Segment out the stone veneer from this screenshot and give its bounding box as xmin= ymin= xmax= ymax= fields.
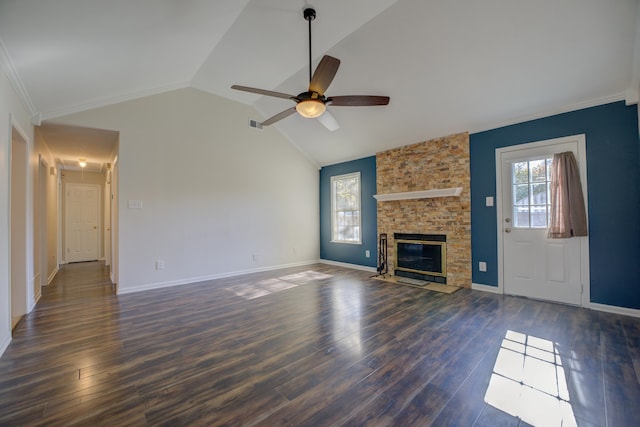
xmin=376 ymin=132 xmax=471 ymax=288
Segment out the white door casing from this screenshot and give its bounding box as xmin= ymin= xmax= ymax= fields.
xmin=65 ymin=183 xmax=100 ymax=263
xmin=104 ymin=171 xmax=111 ymax=268
xmin=496 ymin=135 xmax=590 ymax=306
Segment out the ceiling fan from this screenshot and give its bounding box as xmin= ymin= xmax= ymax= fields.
xmin=231 ymin=7 xmax=390 ymax=131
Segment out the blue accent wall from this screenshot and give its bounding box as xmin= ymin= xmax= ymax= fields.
xmin=320 ymin=156 xmax=377 ymax=268
xmin=470 ymin=101 xmax=640 ymax=309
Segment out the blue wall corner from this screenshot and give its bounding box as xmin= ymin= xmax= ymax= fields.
xmin=469 ymin=101 xmax=640 ymax=309
xmin=319 ymin=156 xmax=377 ymax=268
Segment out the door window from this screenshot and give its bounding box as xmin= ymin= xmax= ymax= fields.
xmin=511 ymin=157 xmax=552 ymax=228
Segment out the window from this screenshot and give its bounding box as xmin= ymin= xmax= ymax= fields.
xmin=511 ymin=157 xmax=552 ymax=228
xmin=331 ymin=172 xmax=361 ymax=244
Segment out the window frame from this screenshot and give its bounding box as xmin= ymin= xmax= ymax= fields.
xmin=511 ymin=156 xmax=553 ymax=229
xmin=330 ymin=171 xmax=362 ymax=244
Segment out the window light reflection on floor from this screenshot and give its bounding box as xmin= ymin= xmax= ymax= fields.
xmin=484 ymin=330 xmax=577 ymax=427
xmin=225 ymin=270 xmax=333 ymax=300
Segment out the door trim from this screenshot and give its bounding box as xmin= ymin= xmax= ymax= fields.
xmin=495 ymin=134 xmax=590 ymax=306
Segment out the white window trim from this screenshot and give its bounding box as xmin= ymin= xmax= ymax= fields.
xmin=511 ymin=156 xmax=553 ymax=229
xmin=330 ymin=171 xmax=362 ymax=244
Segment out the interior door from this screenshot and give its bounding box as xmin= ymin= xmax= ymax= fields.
xmin=498 ymin=137 xmax=587 ymax=305
xmin=66 ymin=183 xmax=100 ymax=263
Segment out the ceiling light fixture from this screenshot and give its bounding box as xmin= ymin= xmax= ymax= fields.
xmin=295 ymin=99 xmax=326 ymax=118
xmin=78 ymin=159 xmax=87 ymax=168
xmin=230 ymin=7 xmax=389 ymax=128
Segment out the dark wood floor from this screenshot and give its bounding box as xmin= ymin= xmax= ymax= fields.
xmin=1 ymin=262 xmax=639 ymax=426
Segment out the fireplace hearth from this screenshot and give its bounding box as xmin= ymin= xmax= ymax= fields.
xmin=394 ymin=233 xmax=446 ymax=284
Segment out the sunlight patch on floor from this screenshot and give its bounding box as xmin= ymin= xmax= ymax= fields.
xmin=225 ymin=270 xmax=333 ymax=300
xmin=484 ymin=330 xmax=577 ymax=427
xmin=332 ymin=284 xmax=363 ymax=357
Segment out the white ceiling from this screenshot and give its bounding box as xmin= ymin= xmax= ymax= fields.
xmin=1 ymin=0 xmax=638 ymax=167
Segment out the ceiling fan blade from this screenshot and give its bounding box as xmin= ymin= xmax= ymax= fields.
xmin=328 ymin=95 xmax=390 ymax=106
xmin=309 ymin=56 xmax=341 ymax=95
xmin=231 ymin=85 xmax=297 ymax=101
xmin=261 ymin=107 xmax=297 ymax=126
xmin=317 ymin=110 xmax=340 ymax=132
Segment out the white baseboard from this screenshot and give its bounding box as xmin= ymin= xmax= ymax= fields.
xmin=589 ymin=302 xmax=640 ymax=318
xmin=471 ymin=282 xmax=640 ymax=318
xmin=472 ymin=282 xmax=503 ymax=294
xmin=47 ymin=266 xmax=59 ymax=285
xmin=0 ymin=333 xmax=11 ymax=358
xmin=117 ymin=260 xmax=321 ymax=295
xmin=33 ymin=290 xmax=41 ymax=307
xmin=319 ymin=259 xmax=377 ymax=273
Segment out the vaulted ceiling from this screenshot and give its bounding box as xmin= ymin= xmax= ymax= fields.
xmin=1 ymin=0 xmax=638 ymax=167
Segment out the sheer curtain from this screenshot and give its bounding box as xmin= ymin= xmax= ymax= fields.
xmin=548 ymin=151 xmax=588 ymax=238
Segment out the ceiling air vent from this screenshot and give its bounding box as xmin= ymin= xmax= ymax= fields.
xmin=248 ymin=119 xmax=263 ymax=130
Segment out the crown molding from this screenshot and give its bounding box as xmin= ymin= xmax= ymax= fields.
xmin=468 ymin=93 xmax=627 ymax=135
xmin=40 ymin=81 xmax=192 ymax=121
xmin=0 ymin=38 xmax=39 ymax=122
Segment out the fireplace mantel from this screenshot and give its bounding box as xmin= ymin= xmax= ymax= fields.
xmin=373 ymin=187 xmax=463 ymax=202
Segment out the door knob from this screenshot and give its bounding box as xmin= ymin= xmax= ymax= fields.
xmin=505 ymin=217 xmax=511 ymax=223
xmin=505 ymin=227 xmax=512 ymax=233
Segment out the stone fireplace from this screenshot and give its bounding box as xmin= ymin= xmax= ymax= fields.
xmin=376 ymin=132 xmax=471 ymax=288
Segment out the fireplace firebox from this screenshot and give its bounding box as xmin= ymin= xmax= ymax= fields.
xmin=394 ymin=233 xmax=446 ymax=284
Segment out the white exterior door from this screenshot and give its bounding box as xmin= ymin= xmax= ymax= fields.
xmin=66 ymin=183 xmax=100 ymax=263
xmin=497 ymin=135 xmax=589 ymax=306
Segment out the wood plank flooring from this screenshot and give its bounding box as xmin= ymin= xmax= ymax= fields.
xmin=1 ymin=261 xmax=639 ymax=426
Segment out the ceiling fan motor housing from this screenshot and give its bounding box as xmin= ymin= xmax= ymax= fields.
xmin=303 ymin=8 xmax=316 ymax=21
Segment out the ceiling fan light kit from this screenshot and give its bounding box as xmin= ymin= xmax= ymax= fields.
xmin=231 ymin=7 xmax=389 ymax=129
xmin=296 ymin=98 xmax=326 ymax=118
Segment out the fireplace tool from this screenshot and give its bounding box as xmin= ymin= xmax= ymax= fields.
xmin=376 ymin=233 xmax=388 ymax=276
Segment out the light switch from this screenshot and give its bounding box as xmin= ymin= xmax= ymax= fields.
xmin=479 ymin=262 xmax=487 ymax=272
xmin=128 ymin=199 xmax=143 ymax=209
xmin=485 ymin=196 xmax=494 ymax=207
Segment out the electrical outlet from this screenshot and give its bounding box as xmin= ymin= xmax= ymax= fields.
xmin=479 ymin=261 xmax=487 ymax=272
xmin=156 ymin=260 xmax=165 ymax=270
xmin=252 ymin=253 xmax=258 ymax=262
xmin=365 ymin=250 xmax=370 ymax=258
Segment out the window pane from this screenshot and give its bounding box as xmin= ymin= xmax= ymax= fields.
xmin=546 ymin=158 xmax=553 ymax=181
xmin=514 ymin=184 xmax=529 ymax=205
xmin=513 ymin=162 xmax=529 ymax=184
xmin=530 ymin=205 xmax=547 ymax=227
xmin=514 ymin=206 xmax=530 ymax=227
xmin=530 ymin=183 xmax=547 ymax=204
xmin=530 ymin=159 xmax=546 ymax=182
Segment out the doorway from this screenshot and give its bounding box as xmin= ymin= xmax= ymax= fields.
xmin=10 ymin=125 xmax=29 ymax=329
xmin=37 ymin=155 xmax=49 ymax=293
xmin=496 ymin=135 xmax=590 ymax=306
